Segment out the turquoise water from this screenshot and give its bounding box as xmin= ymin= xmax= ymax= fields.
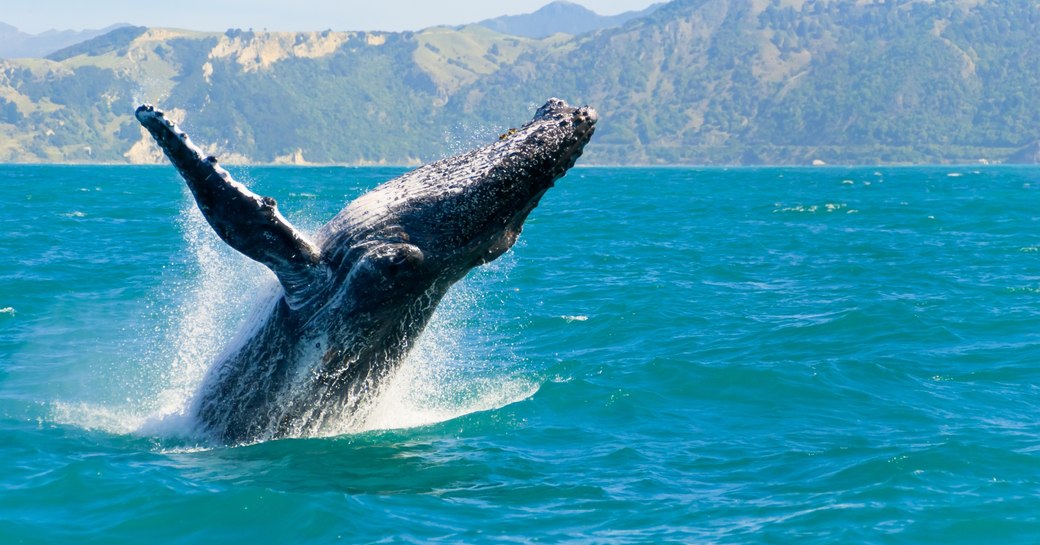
xmin=2 ymin=165 xmax=1040 ymax=543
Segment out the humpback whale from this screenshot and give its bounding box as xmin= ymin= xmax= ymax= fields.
xmin=135 ymin=98 xmax=597 ymax=444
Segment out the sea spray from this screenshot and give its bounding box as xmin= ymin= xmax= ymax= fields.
xmin=68 ymin=189 xmax=534 ymax=441
xmin=47 ymin=170 xmax=540 ymax=443
xmin=149 ymin=198 xmax=271 ymax=427
xmin=301 ymin=246 xmax=536 ymax=436
xmin=50 ymin=196 xmax=270 ymax=437
xmin=332 ymin=253 xmax=538 ymax=435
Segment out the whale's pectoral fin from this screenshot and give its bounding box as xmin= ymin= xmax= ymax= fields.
xmin=136 ymin=104 xmax=326 ymax=309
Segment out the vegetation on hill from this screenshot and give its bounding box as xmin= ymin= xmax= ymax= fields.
xmin=1 ymin=0 xmax=1039 ymax=165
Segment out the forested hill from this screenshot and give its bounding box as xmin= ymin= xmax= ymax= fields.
xmin=2 ymin=0 xmax=1039 ymax=165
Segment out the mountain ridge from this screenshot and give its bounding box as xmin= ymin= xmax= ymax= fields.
xmin=0 ymin=22 xmax=132 ymax=59
xmin=2 ymin=0 xmax=1039 ymax=166
xmin=471 ymin=1 xmax=664 ymax=38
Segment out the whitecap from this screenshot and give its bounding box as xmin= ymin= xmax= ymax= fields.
xmin=50 ymin=401 xmax=147 ymax=435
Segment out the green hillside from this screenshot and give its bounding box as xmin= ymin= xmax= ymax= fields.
xmin=449 ymin=0 xmax=1040 ymax=164
xmin=2 ymin=0 xmax=1039 ymax=165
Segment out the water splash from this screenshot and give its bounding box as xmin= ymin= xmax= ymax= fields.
xmin=326 ymin=263 xmax=537 ymax=436
xmin=151 ymin=200 xmax=271 ymax=425
xmin=53 ymin=194 xmax=536 ymax=443
xmin=52 ymin=198 xmax=269 ymax=438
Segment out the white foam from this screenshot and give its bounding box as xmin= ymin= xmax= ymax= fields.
xmin=353 ymin=360 xmax=539 ymax=433
xmin=51 ymin=401 xmax=146 ymax=435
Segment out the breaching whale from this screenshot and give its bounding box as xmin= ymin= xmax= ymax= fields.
xmin=135 ymin=98 xmax=597 ymax=444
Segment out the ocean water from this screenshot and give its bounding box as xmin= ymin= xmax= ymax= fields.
xmin=2 ymin=164 xmax=1040 ymax=543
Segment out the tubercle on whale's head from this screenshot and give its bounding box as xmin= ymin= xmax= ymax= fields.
xmin=513 ymin=97 xmax=598 ymax=185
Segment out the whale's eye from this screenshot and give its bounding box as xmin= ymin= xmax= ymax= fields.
xmin=367 ymin=243 xmax=424 ymax=279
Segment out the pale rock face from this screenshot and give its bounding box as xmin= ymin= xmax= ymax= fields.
xmin=125 ymin=108 xmax=253 ymax=164
xmin=207 ymin=31 xmax=377 ymax=73
xmin=124 ymin=126 xmax=165 ymax=164
xmin=273 ymin=149 xmax=309 ymax=165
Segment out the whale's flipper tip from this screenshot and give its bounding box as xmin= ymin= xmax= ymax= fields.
xmin=133 ymin=102 xmax=325 ymax=310
xmin=136 ymin=104 xmax=177 ymax=134
xmin=135 ymin=104 xmax=159 ymax=122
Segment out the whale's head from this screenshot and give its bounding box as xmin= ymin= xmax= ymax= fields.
xmin=396 ymin=98 xmax=596 ymax=274
xmin=323 ymin=98 xmax=597 ymax=306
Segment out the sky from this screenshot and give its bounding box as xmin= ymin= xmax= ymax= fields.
xmin=2 ymin=0 xmax=662 ymax=34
